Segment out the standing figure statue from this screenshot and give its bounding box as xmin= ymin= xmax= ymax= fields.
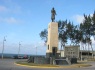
xmin=51 ymin=7 xmax=56 ymax=22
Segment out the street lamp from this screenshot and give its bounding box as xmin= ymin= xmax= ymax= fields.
xmin=18 ymin=42 xmax=21 ymax=57
xmin=2 ymin=36 xmax=6 ymax=59
xmin=35 ymin=45 xmax=37 ymax=56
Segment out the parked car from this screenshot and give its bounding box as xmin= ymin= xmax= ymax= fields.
xmin=12 ymin=55 xmax=18 ymax=59
xmin=12 ymin=55 xmax=28 ymax=59
xmin=23 ymin=55 xmax=28 ymax=59
xmin=18 ymin=56 xmax=23 ymax=59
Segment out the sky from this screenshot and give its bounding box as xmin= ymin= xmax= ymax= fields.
xmin=0 ymin=0 xmax=95 ymax=55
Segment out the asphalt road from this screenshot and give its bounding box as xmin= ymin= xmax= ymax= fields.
xmin=0 ymin=59 xmax=95 ymax=70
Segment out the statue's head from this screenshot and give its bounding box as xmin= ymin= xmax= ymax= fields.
xmin=52 ymin=7 xmax=54 ymax=10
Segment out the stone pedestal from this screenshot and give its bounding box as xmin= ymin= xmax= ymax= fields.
xmin=46 ymin=22 xmax=60 ymax=58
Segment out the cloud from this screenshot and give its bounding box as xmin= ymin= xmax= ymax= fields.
xmin=0 ymin=5 xmax=8 ymax=12
xmin=90 ymin=14 xmax=93 ymax=17
xmin=0 ymin=0 xmax=21 ymax=14
xmin=0 ymin=5 xmax=21 ymax=14
xmin=12 ymin=6 xmax=21 ymax=14
xmin=72 ymin=15 xmax=84 ymax=24
xmin=5 ymin=17 xmax=18 ymax=23
xmin=72 ymin=14 xmax=93 ymax=24
xmin=46 ymin=0 xmax=53 ymax=5
xmin=0 ymin=17 xmax=22 ymax=24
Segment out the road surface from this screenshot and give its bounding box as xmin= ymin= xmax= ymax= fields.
xmin=0 ymin=59 xmax=95 ymax=70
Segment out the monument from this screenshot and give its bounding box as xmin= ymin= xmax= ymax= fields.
xmin=28 ymin=8 xmax=71 ymax=65
xmin=46 ymin=8 xmax=60 ymax=58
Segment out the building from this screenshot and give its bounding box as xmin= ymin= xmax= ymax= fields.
xmin=64 ymin=45 xmax=80 ymax=58
xmin=60 ymin=45 xmax=95 ymax=59
xmin=79 ymin=50 xmax=95 ymax=59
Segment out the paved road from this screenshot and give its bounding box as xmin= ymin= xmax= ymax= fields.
xmin=0 ymin=59 xmax=95 ymax=70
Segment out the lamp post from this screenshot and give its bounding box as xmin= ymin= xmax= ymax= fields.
xmin=2 ymin=36 xmax=6 ymax=59
xmin=35 ymin=46 xmax=37 ymax=56
xmin=18 ymin=42 xmax=21 ymax=57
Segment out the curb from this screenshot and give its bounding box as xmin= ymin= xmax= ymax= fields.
xmin=14 ymin=63 xmax=60 ymax=68
xmin=14 ymin=62 xmax=92 ymax=69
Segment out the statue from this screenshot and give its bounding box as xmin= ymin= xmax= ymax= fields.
xmin=51 ymin=7 xmax=56 ymax=22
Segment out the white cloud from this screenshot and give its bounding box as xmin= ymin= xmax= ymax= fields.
xmin=0 ymin=5 xmax=8 ymax=12
xmin=73 ymin=15 xmax=84 ymax=24
xmin=46 ymin=0 xmax=53 ymax=5
xmin=5 ymin=17 xmax=17 ymax=23
xmin=0 ymin=17 xmax=22 ymax=24
xmin=90 ymin=14 xmax=93 ymax=17
xmin=12 ymin=6 xmax=21 ymax=14
xmin=72 ymin=14 xmax=93 ymax=24
xmin=0 ymin=5 xmax=21 ymax=14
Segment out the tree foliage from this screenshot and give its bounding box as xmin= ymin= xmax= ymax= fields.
xmin=39 ymin=29 xmax=47 ymax=43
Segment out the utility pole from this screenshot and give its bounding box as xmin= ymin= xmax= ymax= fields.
xmin=35 ymin=46 xmax=37 ymax=56
xmin=18 ymin=42 xmax=21 ymax=57
xmin=2 ymin=36 xmax=6 ymax=59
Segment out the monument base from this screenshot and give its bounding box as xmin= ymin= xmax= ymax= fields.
xmin=27 ymin=56 xmax=50 ymax=64
xmin=46 ymin=52 xmax=60 ymax=58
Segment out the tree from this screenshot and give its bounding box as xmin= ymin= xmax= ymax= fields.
xmin=39 ymin=29 xmax=47 ymax=43
xmin=92 ymin=11 xmax=95 ymax=39
xmin=58 ymin=20 xmax=68 ymax=50
xmin=80 ymin=13 xmax=95 ymax=58
xmin=67 ymin=22 xmax=75 ymax=45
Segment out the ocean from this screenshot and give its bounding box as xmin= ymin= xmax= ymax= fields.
xmin=0 ymin=53 xmax=45 ymax=58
